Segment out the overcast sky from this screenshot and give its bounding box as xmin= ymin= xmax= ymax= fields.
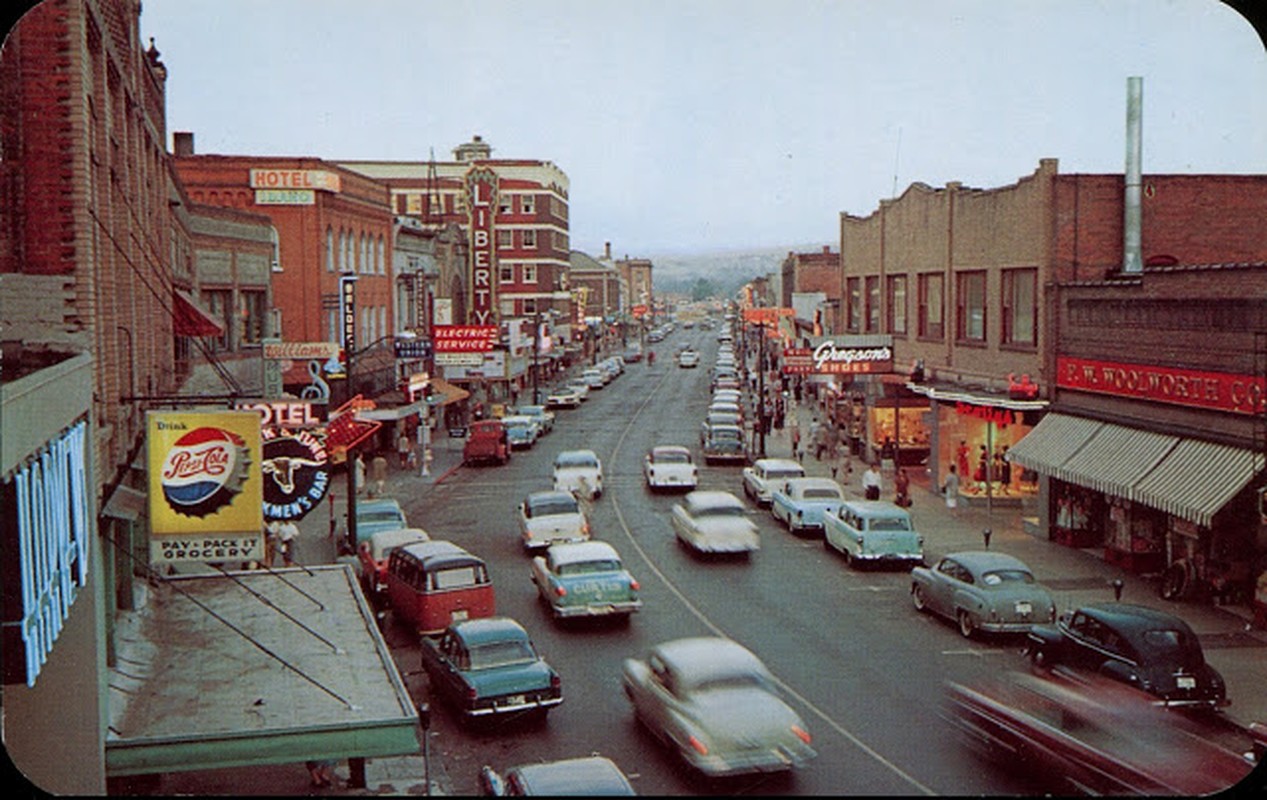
xmin=138 ymin=0 xmax=1265 ymax=257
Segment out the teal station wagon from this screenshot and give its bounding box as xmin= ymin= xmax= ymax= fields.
xmin=530 ymin=541 xmax=642 ymax=622
xmin=823 ymin=500 xmax=924 ymax=569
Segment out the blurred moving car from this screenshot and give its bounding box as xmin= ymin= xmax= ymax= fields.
xmin=518 ymin=490 xmax=590 ymax=553
xmin=1024 ymin=602 xmax=1229 ymax=708
xmin=670 ymin=490 xmax=759 ymax=555
xmin=622 ymin=345 xmax=644 ymax=363
xmin=530 ymin=541 xmax=642 ymax=622
xmin=622 ymin=636 xmax=815 ymax=777
xmin=701 ymin=424 xmax=748 ymax=465
xmin=420 ymin=617 xmax=562 ymax=723
xmin=464 ymin=419 xmax=511 ymax=466
xmin=546 ymin=385 xmax=582 ymax=409
xmin=822 ymin=499 xmax=924 ymax=569
xmin=769 ymin=477 xmax=846 ymax=535
xmin=741 ymin=458 xmax=806 ymax=506
xmin=643 ymin=444 xmax=698 ymax=491
xmin=479 ymin=755 xmax=636 ymax=796
xmin=516 ymin=405 xmax=555 ymax=433
xmin=942 ymin=669 xmax=1254 ymax=796
xmin=911 ymin=551 xmax=1057 ymax=638
xmin=553 ymin=449 xmax=603 ymax=500
xmin=356 ymin=527 xmax=431 ymax=602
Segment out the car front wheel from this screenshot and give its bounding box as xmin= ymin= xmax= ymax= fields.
xmin=957 ymin=610 xmax=977 ymax=639
xmin=912 ymin=584 xmax=928 ymax=612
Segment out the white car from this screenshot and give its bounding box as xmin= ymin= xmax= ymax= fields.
xmin=678 ymin=350 xmax=701 ymax=368
xmin=518 ymin=490 xmax=590 ymax=552
xmin=643 ymin=445 xmax=698 ymax=491
xmin=566 ymin=380 xmax=591 ymax=401
xmin=670 ymin=490 xmax=759 ymax=555
xmin=741 ymin=458 xmax=806 ymax=506
xmin=553 ymin=449 xmax=603 ymax=500
xmin=582 ymin=368 xmax=607 ymax=389
xmin=546 ymin=386 xmax=581 ymax=409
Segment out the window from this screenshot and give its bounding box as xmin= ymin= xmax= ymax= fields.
xmin=956 ymin=271 xmax=987 ymax=343
xmin=522 ymin=265 xmax=537 ymax=284
xmin=1002 ymin=267 xmax=1037 ymax=347
xmin=865 ymin=276 xmax=880 ymax=333
xmin=918 ymin=272 xmax=944 ymax=339
xmin=500 ymin=298 xmax=516 ymax=317
xmin=325 ymin=227 xmax=334 ymax=272
xmin=499 ymin=264 xmax=514 ymax=284
xmin=240 ymin=290 xmax=266 ymax=344
xmin=377 ymin=235 xmax=385 ymax=275
xmin=499 ymin=195 xmax=512 ymax=214
xmin=497 ymin=230 xmax=512 ymax=250
xmin=846 ymin=277 xmax=861 ymax=332
xmin=887 ymin=275 xmax=907 ymax=334
xmin=522 ymin=229 xmax=537 ymax=249
xmin=523 ymin=298 xmax=538 ymax=315
xmin=521 ymin=195 xmax=535 ymax=214
xmin=204 ymin=289 xmax=233 ymax=351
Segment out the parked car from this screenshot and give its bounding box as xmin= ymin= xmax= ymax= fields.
xmin=517 ymin=490 xmax=590 ymax=553
xmin=419 ymin=617 xmax=562 ymax=723
xmin=712 ymin=376 xmax=741 ymax=393
xmin=943 ymin=670 xmax=1253 ymax=796
xmin=1024 ymin=602 xmax=1229 ymax=708
xmin=701 ymin=424 xmax=748 ymax=465
xmin=386 ymin=540 xmax=495 ymax=635
xmin=741 ymin=458 xmax=806 ymax=506
xmin=530 ymin=541 xmax=642 ymax=622
xmin=356 ymin=527 xmax=431 ymax=601
xmin=678 ymin=350 xmax=700 ymax=368
xmin=343 ymin=497 xmax=408 ymax=552
xmin=547 ymin=385 xmax=582 ymax=408
xmin=622 ymin=636 xmax=815 ymax=777
xmin=670 ymin=490 xmax=759 ymax=555
xmin=643 ymin=444 xmax=698 ymax=491
xmin=911 ymin=551 xmax=1057 ymax=638
xmin=553 ymin=449 xmax=603 ymax=499
xmin=464 ymin=419 xmax=511 ymax=466
xmin=479 ymin=755 xmax=636 ymax=796
xmin=770 ymin=477 xmax=846 ymax=535
xmin=581 ymin=368 xmax=607 ymax=389
xmin=711 ymin=389 xmax=742 ymax=405
xmin=502 ymin=415 xmax=540 ymax=449
xmin=707 ymin=400 xmax=743 ymax=420
xmin=699 ymin=413 xmax=742 ymax=446
xmin=565 ymin=379 xmax=591 ymax=401
xmin=516 ymin=405 xmax=555 ymax=434
xmin=823 ymin=499 xmax=925 ymax=569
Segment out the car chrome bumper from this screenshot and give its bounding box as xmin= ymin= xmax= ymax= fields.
xmin=685 ymin=743 xmax=817 ymax=777
xmin=466 ymin=693 xmax=564 ymax=717
xmin=553 ymin=600 xmax=643 ymax=617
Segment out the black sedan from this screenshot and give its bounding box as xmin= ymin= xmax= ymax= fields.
xmin=1024 ymin=602 xmax=1228 ymax=708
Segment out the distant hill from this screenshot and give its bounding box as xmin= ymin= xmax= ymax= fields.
xmin=646 ymin=244 xmax=830 ymax=299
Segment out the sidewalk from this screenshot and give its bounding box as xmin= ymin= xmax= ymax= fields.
xmin=769 ymin=395 xmax=1267 ymax=733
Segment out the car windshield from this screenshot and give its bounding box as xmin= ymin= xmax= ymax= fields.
xmin=691 ymin=673 xmax=771 ymax=694
xmin=529 ymin=497 xmax=579 ymax=517
xmin=766 ymin=468 xmax=803 ymax=479
xmin=981 ymin=569 xmax=1034 ymax=586
xmin=693 ymin=504 xmax=743 ymax=518
xmin=803 ymin=487 xmax=842 ymax=499
xmin=556 ymin=453 xmax=598 ymax=468
xmin=1139 ymin=628 xmax=1204 ymax=668
xmin=869 ymin=517 xmax=911 ymax=531
xmin=654 ymin=451 xmax=690 ymax=464
xmin=710 ymin=430 xmax=742 ymax=442
xmin=558 ymin=560 xmax=621 ymax=576
xmin=520 ymin=406 xmax=545 ymax=416
xmin=361 ymin=511 xmax=404 ymax=523
xmin=468 ymin=640 xmax=536 ymax=669
xmin=505 ymin=419 xmax=530 ymax=429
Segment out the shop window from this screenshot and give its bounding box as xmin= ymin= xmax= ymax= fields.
xmin=956 ymin=271 xmax=987 ymax=343
xmin=918 ymin=272 xmax=943 ymax=339
xmin=846 ymin=277 xmax=861 ymax=332
xmin=1002 ymin=267 xmax=1037 ymax=346
xmin=887 ymin=275 xmax=907 ymax=335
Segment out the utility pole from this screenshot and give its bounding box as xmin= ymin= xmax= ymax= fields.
xmin=757 ymin=320 xmax=767 ymax=457
xmin=532 ymin=310 xmax=541 ymax=405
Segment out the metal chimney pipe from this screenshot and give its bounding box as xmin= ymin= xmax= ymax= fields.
xmin=1123 ymin=76 xmax=1143 ymax=274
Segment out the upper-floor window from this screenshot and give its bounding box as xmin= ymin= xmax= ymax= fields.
xmin=1002 ymin=267 xmax=1037 ymax=347
xmin=325 ymin=227 xmax=335 ymax=272
xmin=523 ymin=264 xmax=538 ymax=284
xmin=240 ymin=290 xmax=267 ymax=344
xmin=497 ymin=230 xmax=512 ymax=249
xmin=377 ymin=235 xmax=385 ymax=275
xmin=522 ymin=229 xmax=537 ymax=249
xmin=499 ymin=264 xmax=514 ymax=284
xmin=846 ymin=277 xmax=861 ymax=332
xmin=887 ymin=275 xmax=907 ymax=335
xmin=918 ymin=272 xmax=943 ymax=339
xmin=521 ymin=195 xmax=535 ymax=214
xmin=865 ymin=276 xmax=881 ymax=333
xmin=956 ymin=270 xmax=987 ymax=343
xmin=499 ymin=195 xmax=512 ymax=214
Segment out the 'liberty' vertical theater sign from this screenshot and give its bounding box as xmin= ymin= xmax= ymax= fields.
xmin=466 ymin=167 xmax=499 ymax=326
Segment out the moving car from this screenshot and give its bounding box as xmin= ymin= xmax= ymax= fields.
xmin=643 ymin=444 xmax=698 ymax=491
xmin=386 ymin=540 xmax=496 ymax=635
xmin=530 ymin=541 xmax=642 ymax=622
xmin=769 ymin=477 xmax=846 ymax=535
xmin=546 ymin=385 xmax=582 ymax=409
xmin=622 ymin=636 xmax=816 ymax=777
xmin=943 ymin=670 xmax=1253 ymax=796
xmin=419 ymin=617 xmax=562 ymax=723
xmin=517 ymin=490 xmax=590 ymax=553
xmin=622 ymin=345 xmax=643 ymax=363
xmin=701 ymin=424 xmax=748 ymax=465
xmin=343 ymin=497 xmax=408 ymax=552
xmin=553 ymin=449 xmax=603 ymax=500
xmin=741 ymin=458 xmax=805 ymax=506
xmin=516 ymin=405 xmax=555 ymax=434
xmin=823 ymin=499 xmax=925 ymax=569
xmin=1025 ymin=602 xmax=1229 ymax=707
xmin=678 ymin=349 xmax=700 ymax=368
xmin=356 ymin=527 xmax=431 ymax=601
xmin=464 ymin=419 xmax=511 ymax=466
xmin=479 ymin=755 xmax=636 ymax=796
xmin=501 ymin=415 xmax=540 ymax=449
xmin=911 ymin=551 xmax=1057 ymax=638
xmin=670 ymin=490 xmax=759 ymax=555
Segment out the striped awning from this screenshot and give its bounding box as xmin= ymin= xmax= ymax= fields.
xmin=1132 ymin=438 xmax=1264 ymax=528
xmin=1056 ymin=423 xmax=1177 ymax=499
xmin=1005 ymin=413 xmax=1103 ymax=473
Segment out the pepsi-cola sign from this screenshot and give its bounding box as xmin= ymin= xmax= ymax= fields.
xmin=148 ymin=411 xmax=263 ymax=536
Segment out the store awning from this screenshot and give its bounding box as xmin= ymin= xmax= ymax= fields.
xmin=1132 ymin=438 xmax=1264 ymax=528
xmin=1055 ymin=422 xmax=1177 ymax=499
xmin=427 ymin=377 xmax=470 ymax=407
xmin=1004 ymin=412 xmax=1103 ymax=473
xmin=357 ymin=400 xmax=427 ymax=422
xmin=172 ymin=289 xmax=225 ymax=338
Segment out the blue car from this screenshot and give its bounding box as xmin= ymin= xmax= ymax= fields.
xmin=501 ymin=415 xmax=540 ymax=449
xmin=770 ymin=477 xmax=846 ymax=535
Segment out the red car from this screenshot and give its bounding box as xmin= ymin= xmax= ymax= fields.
xmin=943 ymin=669 xmax=1254 ymax=795
xmin=356 ymin=527 xmax=430 ymax=601
xmin=463 ymin=419 xmax=511 ymax=465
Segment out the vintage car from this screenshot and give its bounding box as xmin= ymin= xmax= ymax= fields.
xmin=545 ymin=385 xmax=582 ymax=409
xmin=943 ymin=670 xmax=1254 ymax=796
xmin=385 ymin=540 xmax=496 ymax=635
xmin=643 ymin=444 xmax=698 ymax=491
xmin=530 ymin=541 xmax=642 ymax=621
xmin=420 ymin=617 xmax=562 ymax=723
xmin=581 ymin=368 xmax=607 ymax=389
xmin=356 ymin=527 xmax=431 ymax=601
xmin=701 ymin=424 xmax=748 ymax=465
xmin=911 ymin=551 xmax=1057 ymax=638
xmin=553 ymin=449 xmax=604 ymax=500
xmin=769 ymin=477 xmax=846 ymax=535
xmin=463 ymin=419 xmax=511 ymax=466
xmin=515 ymin=404 xmax=555 ymax=434
xmin=501 ymin=415 xmax=540 ymax=449
xmin=517 ymin=490 xmax=590 ymax=553
xmin=699 ymin=413 xmax=742 ymax=446
xmin=822 ymin=499 xmax=924 ymax=569
xmin=711 ymin=388 xmax=742 ymax=404
xmin=479 ymin=755 xmax=636 ymax=796
xmin=622 ymin=345 xmax=644 ymax=363
xmin=565 ymin=379 xmax=591 ymax=401
xmin=707 ymin=400 xmax=744 ymax=421
xmin=741 ymin=458 xmax=806 ymax=506
xmin=342 ymin=497 xmax=409 ymax=552
xmin=1025 ymin=602 xmax=1229 ymax=707
xmin=622 ymin=636 xmax=815 ymax=778
xmin=678 ymin=349 xmax=701 ymax=368
xmin=670 ymin=490 xmax=759 ymax=555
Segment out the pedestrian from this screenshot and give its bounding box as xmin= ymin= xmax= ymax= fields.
xmin=942 ymin=464 xmax=960 ymax=510
xmin=370 ymin=454 xmax=388 ymax=497
xmin=999 ymin=446 xmax=1013 ymax=494
xmin=809 ymin=417 xmax=822 ymax=459
xmin=895 ymin=467 xmax=911 ymax=507
xmin=354 ymin=454 xmax=366 ymax=495
xmin=277 ymin=518 xmax=299 ymax=566
xmin=974 ymin=445 xmax=988 ymax=493
xmin=306 ymin=759 xmax=336 ymax=788
xmin=397 ymin=431 xmax=412 ymax=468
xmin=790 ymin=418 xmax=802 ymax=461
xmin=264 ymin=520 xmax=281 ymax=567
xmin=880 ymin=437 xmax=897 ymax=475
xmin=863 ymin=462 xmax=883 ymax=500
